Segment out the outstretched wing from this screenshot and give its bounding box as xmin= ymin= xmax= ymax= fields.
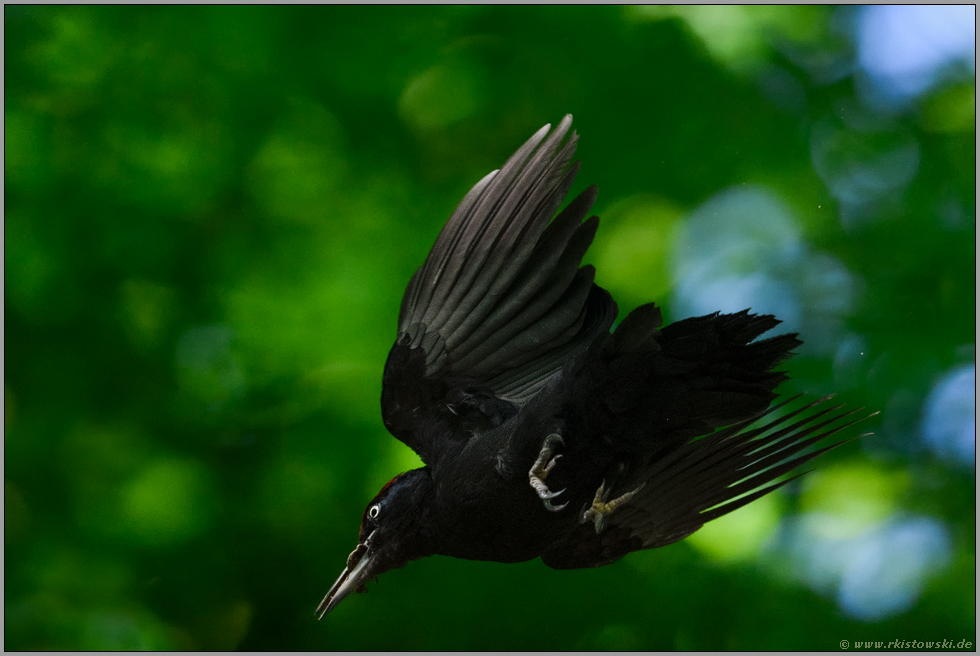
xmin=541 ymin=396 xmax=870 ymax=569
xmin=382 ymin=116 xmax=616 ymax=465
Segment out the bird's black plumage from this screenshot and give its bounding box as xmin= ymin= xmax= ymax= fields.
xmin=316 ymin=115 xmax=868 ymax=617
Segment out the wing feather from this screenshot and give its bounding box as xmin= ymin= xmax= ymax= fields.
xmin=383 ymin=116 xmax=616 ymax=463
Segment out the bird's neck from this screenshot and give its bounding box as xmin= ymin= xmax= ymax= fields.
xmin=399 ymin=467 xmax=441 ymax=560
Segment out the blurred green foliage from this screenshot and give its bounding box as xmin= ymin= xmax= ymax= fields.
xmin=5 ymin=5 xmax=975 ymax=650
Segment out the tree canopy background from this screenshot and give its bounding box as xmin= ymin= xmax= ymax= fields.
xmin=5 ymin=5 xmax=975 ymax=650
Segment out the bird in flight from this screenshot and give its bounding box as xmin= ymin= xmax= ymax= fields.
xmin=316 ymin=115 xmax=866 ymax=618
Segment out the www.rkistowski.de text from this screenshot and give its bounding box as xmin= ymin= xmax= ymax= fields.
xmin=841 ymin=638 xmax=973 ymax=649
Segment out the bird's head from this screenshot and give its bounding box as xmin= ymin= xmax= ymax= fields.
xmin=316 ymin=467 xmax=434 ymax=618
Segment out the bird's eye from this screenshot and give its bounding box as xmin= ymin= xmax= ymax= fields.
xmin=368 ymin=504 xmax=381 ymax=519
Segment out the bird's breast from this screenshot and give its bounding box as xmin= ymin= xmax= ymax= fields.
xmin=430 ymin=452 xmax=575 ymax=563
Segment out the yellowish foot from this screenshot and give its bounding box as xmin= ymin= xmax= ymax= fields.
xmin=581 ymin=479 xmax=645 ymax=533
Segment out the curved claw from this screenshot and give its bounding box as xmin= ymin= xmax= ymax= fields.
xmin=529 ymin=474 xmax=565 ymax=501
xmin=543 ymin=498 xmax=568 ymax=512
xmin=537 ymin=486 xmax=565 ymax=500
xmin=543 ymin=433 xmax=564 ymax=448
xmin=529 ymin=433 xmax=568 ymax=513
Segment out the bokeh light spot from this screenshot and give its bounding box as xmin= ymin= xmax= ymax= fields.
xmin=672 ymin=186 xmax=855 ymax=354
xmin=591 ymin=195 xmax=680 ymax=309
xmin=810 ymin=120 xmax=920 ymax=220
xmin=857 ymin=5 xmax=976 ymax=106
xmin=778 ymin=512 xmax=952 ymax=621
xmin=920 ymin=83 xmax=977 ymax=134
xmin=32 ymin=8 xmax=116 ymax=89
xmin=921 ymin=363 xmax=976 ymax=468
xmin=801 ymin=463 xmax=907 ymax=537
xmin=837 ymin=517 xmax=952 ymax=621
xmin=96 ymin=120 xmax=235 ymax=215
xmin=687 ymin=490 xmax=782 ymax=563
xmin=121 ymin=458 xmax=215 ymax=546
xmin=630 ymin=6 xmax=825 ymax=73
xmin=399 ymin=59 xmax=486 ymax=131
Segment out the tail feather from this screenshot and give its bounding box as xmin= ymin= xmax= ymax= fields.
xmin=610 ymin=303 xmax=663 ymax=352
xmin=542 ymin=395 xmax=875 ymax=570
xmin=576 ymin=308 xmax=803 ymax=447
xmin=611 ymin=396 xmax=871 ymax=548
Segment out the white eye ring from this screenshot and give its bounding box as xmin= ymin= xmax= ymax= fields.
xmin=368 ymin=504 xmax=381 ymax=519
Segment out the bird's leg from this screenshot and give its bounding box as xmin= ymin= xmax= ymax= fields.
xmin=580 ymin=479 xmax=646 ymax=533
xmin=528 ymin=433 xmax=568 ymax=512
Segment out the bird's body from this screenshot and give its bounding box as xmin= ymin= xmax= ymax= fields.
xmin=317 ymin=116 xmax=866 ymax=616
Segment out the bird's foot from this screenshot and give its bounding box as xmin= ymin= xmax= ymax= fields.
xmin=580 ymin=479 xmax=645 ymax=533
xmin=528 ymin=433 xmax=567 ymax=512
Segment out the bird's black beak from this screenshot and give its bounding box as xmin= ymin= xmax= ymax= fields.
xmin=315 ymin=530 xmax=379 ymax=619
